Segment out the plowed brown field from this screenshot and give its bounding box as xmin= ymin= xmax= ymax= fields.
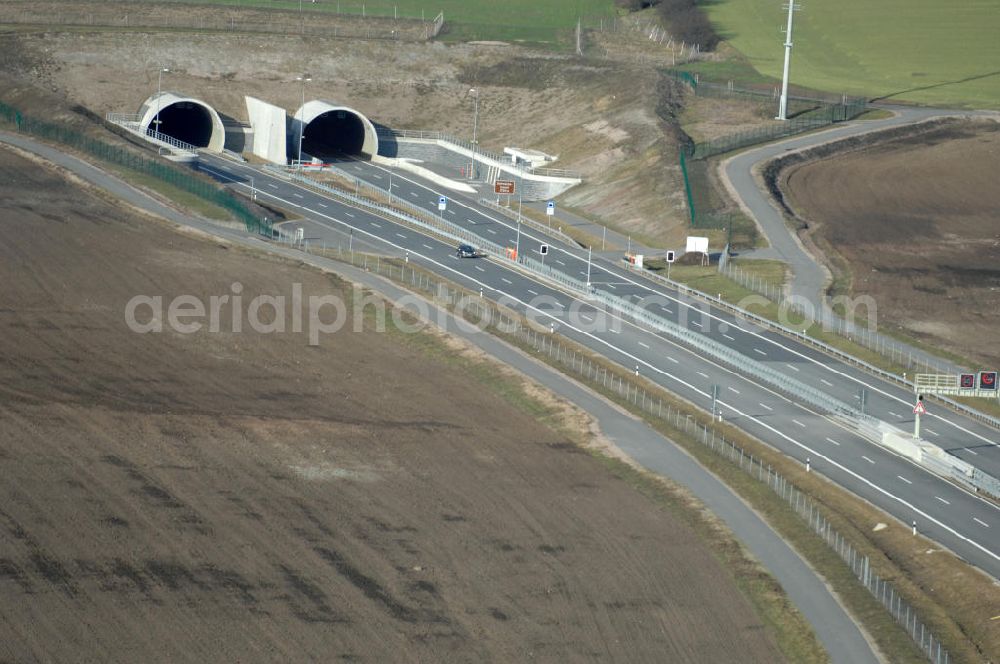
xmin=783 ymin=120 xmax=1000 ymax=368
xmin=0 ymin=147 xmax=783 ymax=663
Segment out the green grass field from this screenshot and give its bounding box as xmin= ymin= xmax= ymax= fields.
xmin=148 ymin=0 xmax=617 ymax=44
xmin=704 ymin=0 xmax=1000 ymax=108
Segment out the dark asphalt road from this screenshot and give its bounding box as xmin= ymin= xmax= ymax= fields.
xmin=191 ymin=152 xmax=1000 ymax=578
xmin=0 ymin=130 xmax=884 ymax=663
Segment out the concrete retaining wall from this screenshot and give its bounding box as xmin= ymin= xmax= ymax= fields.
xmin=245 ymin=96 xmax=288 ymax=164
xmin=379 ymin=136 xmax=580 ymax=201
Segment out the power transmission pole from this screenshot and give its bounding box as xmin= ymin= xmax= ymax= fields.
xmin=776 ymin=1 xmax=801 ymax=120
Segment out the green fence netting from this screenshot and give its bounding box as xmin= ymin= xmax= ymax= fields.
xmin=670 ymin=73 xmax=867 ymax=231
xmin=0 ymin=100 xmax=263 ymax=232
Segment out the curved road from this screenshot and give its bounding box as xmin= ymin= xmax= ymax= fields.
xmin=0 ymin=131 xmax=881 ymax=664
xmin=722 ymin=104 xmax=1000 ymax=310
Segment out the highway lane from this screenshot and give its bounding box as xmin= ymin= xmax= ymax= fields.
xmin=199 ymin=155 xmax=1000 ymax=576
xmin=319 ymin=154 xmax=1000 ymax=478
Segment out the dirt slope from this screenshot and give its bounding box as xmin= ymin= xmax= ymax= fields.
xmin=0 ymin=9 xmax=687 ymax=244
xmin=782 ymin=119 xmax=1000 ymax=368
xmin=0 ymin=147 xmax=783 ymax=662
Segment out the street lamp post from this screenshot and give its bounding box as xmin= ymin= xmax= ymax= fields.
xmin=469 ymin=87 xmax=479 ymax=181
xmin=296 ymin=75 xmax=311 ymax=169
xmin=154 ymin=67 xmax=169 ymax=136
xmin=515 ymin=219 xmax=521 ymax=262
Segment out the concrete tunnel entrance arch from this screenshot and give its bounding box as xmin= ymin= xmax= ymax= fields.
xmin=293 ymin=100 xmax=379 ymax=162
xmin=138 ymin=92 xmax=226 ymax=152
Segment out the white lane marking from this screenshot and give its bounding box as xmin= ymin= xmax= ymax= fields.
xmin=691 ymin=321 xmax=703 ymax=328
xmin=638 ymin=341 xmax=650 ymax=349
xmin=267 ymin=183 xmax=278 ymax=189
xmin=474 ymin=265 xmax=485 ymax=272
xmin=785 ymin=363 xmax=800 ymax=372
xmin=232 ymin=184 xmax=1000 ymax=564
xmin=368 ymin=220 xmax=378 ymax=227
xmin=277 ymin=158 xmax=1000 ymax=459
xmin=861 ymin=455 xmax=875 ymax=464
xmin=346 ymin=212 xmax=356 ymax=218
xmin=409 ymin=191 xmax=419 ymax=198
xmin=926 ymin=428 xmax=940 ymax=437
xmin=555 ymin=259 xmax=566 ymax=266
xmin=527 ymin=289 xmax=538 ymax=296
xmin=318 ymin=203 xmax=328 ymax=208
xmin=697 ymin=371 xmax=709 ymax=379
xmin=792 ymin=419 xmax=806 ymax=428
xmin=727 ymin=386 xmax=740 ymax=394
xmin=825 ymin=437 xmax=841 ymax=446
xmin=422 ymin=244 xmax=433 ymax=250
xmin=662 ymin=308 xmax=674 ymax=315
xmin=935 ymin=496 xmax=950 ymax=505
xmin=448 ymin=209 xmax=456 ymax=216
xmin=292 ymin=193 xmax=304 ymax=199
xmin=967 ymin=448 xmax=979 ymax=456
xmin=580 ymin=313 xmax=594 ymax=322
xmin=501 ymin=277 xmax=512 ymax=285
xmin=820 ymin=378 xmax=833 ymax=387
xmin=667 ymin=356 xmax=679 ymax=364
xmin=723 ymin=333 xmax=735 ymax=341
xmin=395 ymin=233 xmax=407 ymax=239
xmin=759 ymin=403 xmax=773 ymax=411
xmin=753 ymin=348 xmax=767 ymax=356
xmin=372 ymin=174 xmax=383 ymax=180
xmin=486 ymin=228 xmax=497 ymax=235
xmin=888 ymin=411 xmax=902 ymax=418
xmin=973 ymin=517 xmax=989 ymax=528
xmin=898 ymin=475 xmax=912 ymax=485
xmin=607 ymin=284 xmax=617 ymax=289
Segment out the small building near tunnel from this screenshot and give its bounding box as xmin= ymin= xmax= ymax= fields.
xmin=138 ymin=92 xmax=226 ymax=152
xmin=292 ymin=100 xmax=379 ymax=162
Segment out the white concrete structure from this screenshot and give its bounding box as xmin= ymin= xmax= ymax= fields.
xmin=244 ymin=96 xmax=288 ymax=164
xmin=293 ymin=100 xmax=379 ymax=160
xmin=504 ymin=147 xmax=556 ymax=169
xmin=137 ymin=92 xmax=225 ymax=152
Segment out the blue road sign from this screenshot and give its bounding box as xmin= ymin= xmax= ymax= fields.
xmin=438 ymin=196 xmax=447 ymax=211
xmin=546 ymin=201 xmax=555 ymax=216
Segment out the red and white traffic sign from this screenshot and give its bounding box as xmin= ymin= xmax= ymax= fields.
xmin=913 ymin=401 xmax=926 ymax=415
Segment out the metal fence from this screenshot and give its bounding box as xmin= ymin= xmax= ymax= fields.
xmin=1 ymin=100 xmax=259 ymax=229
xmin=282 ymin=242 xmax=952 ymax=664
xmin=279 ymin=165 xmax=876 ymax=426
xmin=107 ymin=113 xmax=200 ymax=155
xmin=671 ymin=71 xmax=867 ymax=236
xmin=475 ymin=197 xmax=575 ymax=245
xmin=274 ymin=163 xmax=1000 ymax=498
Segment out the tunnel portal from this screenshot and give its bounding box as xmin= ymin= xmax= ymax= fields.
xmin=151 ymin=102 xmax=214 ymax=147
xmin=302 ymin=110 xmax=367 ymax=159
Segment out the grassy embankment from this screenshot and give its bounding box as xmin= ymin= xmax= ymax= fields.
xmin=703 ymin=0 xmax=1000 ymax=108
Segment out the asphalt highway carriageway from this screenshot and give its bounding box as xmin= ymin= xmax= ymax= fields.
xmin=199 ymin=155 xmax=1000 ymax=577
xmin=338 ymin=157 xmax=1000 ymax=474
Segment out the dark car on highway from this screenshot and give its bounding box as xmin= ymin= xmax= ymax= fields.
xmin=456 ymin=243 xmax=484 ymax=258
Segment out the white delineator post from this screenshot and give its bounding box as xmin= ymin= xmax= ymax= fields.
xmin=776 ymin=1 xmax=799 ymax=121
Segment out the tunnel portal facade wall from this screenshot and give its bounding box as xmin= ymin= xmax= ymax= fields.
xmin=138 ymin=92 xmax=225 ymax=152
